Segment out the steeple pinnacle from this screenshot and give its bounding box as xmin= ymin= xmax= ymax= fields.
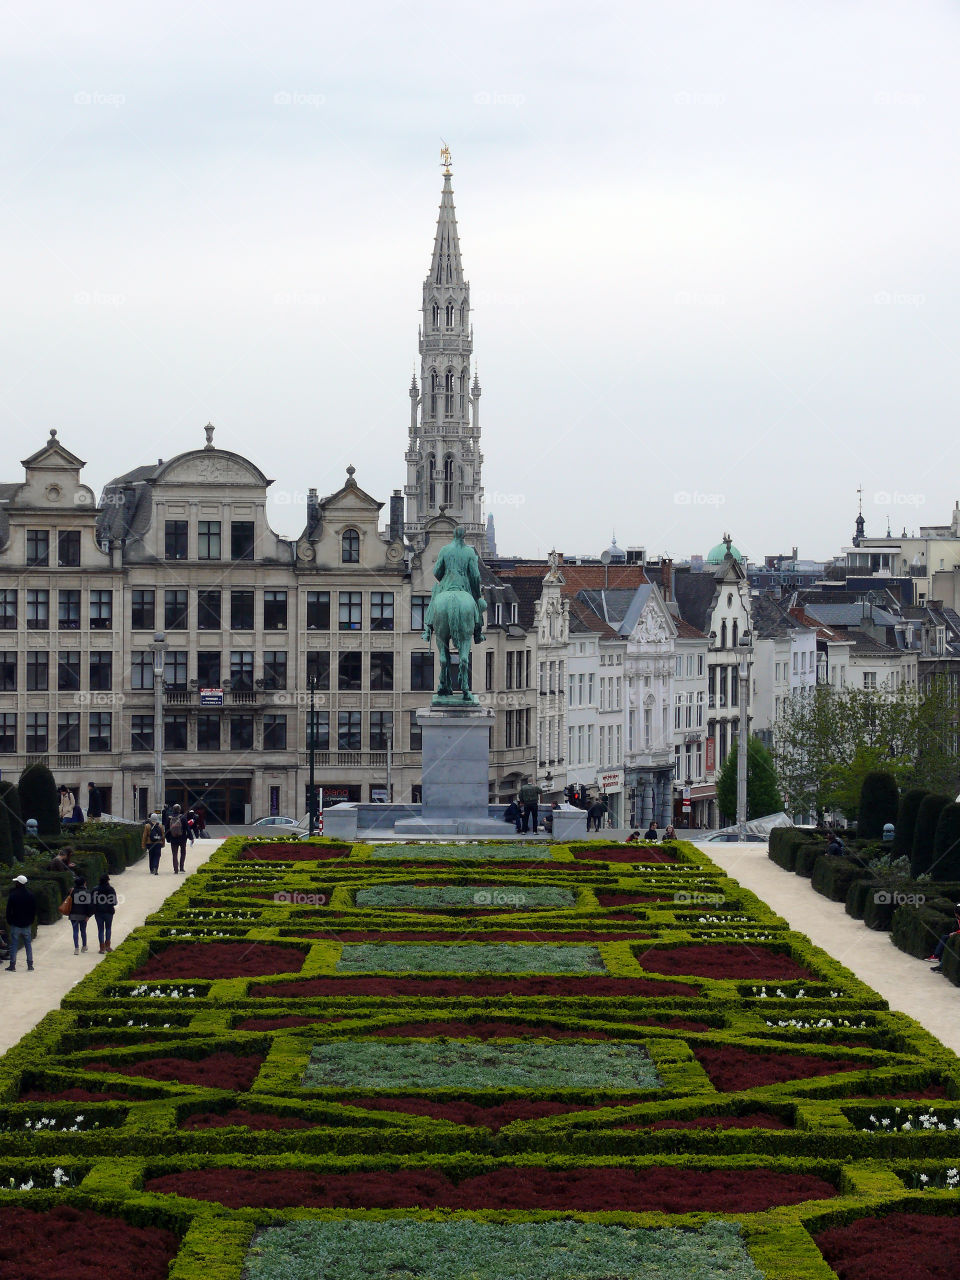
xmin=429 ymin=156 xmax=464 ymax=289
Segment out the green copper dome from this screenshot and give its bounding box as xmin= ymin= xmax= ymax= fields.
xmin=706 ymin=535 xmax=743 ymax=565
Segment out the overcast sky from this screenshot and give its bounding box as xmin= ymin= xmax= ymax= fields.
xmin=2 ymin=0 xmax=959 ymax=564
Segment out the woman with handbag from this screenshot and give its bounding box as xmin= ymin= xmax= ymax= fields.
xmin=66 ymin=876 xmax=94 ymax=955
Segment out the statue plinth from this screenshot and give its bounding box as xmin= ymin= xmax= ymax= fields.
xmin=394 ymin=705 xmax=506 ymax=836
xmin=431 ymin=691 xmax=480 ymax=708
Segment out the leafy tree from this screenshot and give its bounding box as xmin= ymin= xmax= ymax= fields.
xmin=894 ymin=789 xmax=928 ymax=860
xmin=857 ymin=770 xmax=900 ymax=839
xmin=716 ymin=736 xmax=783 ymax=824
xmin=823 ymin=746 xmax=910 ymax=822
xmin=931 ymin=802 xmax=960 ymax=882
xmin=17 ymin=763 xmax=59 ymax=836
xmin=911 ymin=793 xmax=950 ymax=879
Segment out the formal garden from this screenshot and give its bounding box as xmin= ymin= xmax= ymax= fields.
xmin=1 ymin=833 xmax=959 ymax=1279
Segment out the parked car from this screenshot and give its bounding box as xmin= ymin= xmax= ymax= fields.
xmin=251 ymin=815 xmax=298 ymax=827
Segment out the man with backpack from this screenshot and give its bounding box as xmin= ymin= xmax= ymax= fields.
xmin=142 ymin=812 xmax=165 ymax=875
xmin=165 ymin=804 xmax=188 ymax=873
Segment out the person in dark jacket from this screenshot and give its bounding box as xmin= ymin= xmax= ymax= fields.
xmin=92 ymin=874 xmax=117 ymax=954
xmin=5 ymin=875 xmax=37 ymax=972
xmin=504 ymin=800 xmax=522 ymax=832
xmin=165 ymin=804 xmax=188 ymax=873
xmin=142 ymin=812 xmax=165 ymax=875
xmin=927 ymin=903 xmax=960 ymax=972
xmin=68 ymin=875 xmax=94 ymax=954
xmin=644 ymin=822 xmax=658 ymax=841
xmin=518 ymin=782 xmax=543 ymax=834
xmin=587 ymin=800 xmax=606 ymax=832
xmin=86 ymin=783 xmax=103 ymax=819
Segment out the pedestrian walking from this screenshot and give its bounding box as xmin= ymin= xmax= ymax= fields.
xmin=165 ymin=804 xmax=188 ymax=873
xmin=5 ymin=875 xmax=36 ymax=972
xmin=587 ymin=800 xmax=606 ymax=832
xmin=194 ymin=805 xmax=208 ymax=838
xmin=68 ymin=876 xmax=94 ymax=954
xmin=92 ymin=874 xmax=117 ymax=953
xmin=86 ymin=782 xmax=103 ymax=819
xmin=142 ymin=812 xmax=165 ymax=875
xmin=58 ymin=786 xmax=75 ymax=822
xmin=504 ymin=799 xmax=523 ymax=832
xmin=518 ymin=781 xmax=543 ymax=834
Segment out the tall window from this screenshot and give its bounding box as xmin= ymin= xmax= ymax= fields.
xmin=263 ymin=713 xmax=286 ymax=750
xmin=306 ymin=710 xmax=329 ymax=750
xmin=131 ymin=589 xmax=154 ymax=631
xmin=230 ymin=521 xmax=255 ymax=561
xmin=443 ymin=455 xmax=454 ymax=504
xmin=198 ymin=589 xmax=221 ymax=630
xmin=370 ymin=652 xmax=393 ymax=690
xmin=230 ymin=651 xmax=254 ymax=691
xmin=57 ymin=712 xmax=80 ymax=753
xmin=230 ymin=716 xmax=254 ymax=750
xmin=262 ymin=651 xmax=287 ymax=689
xmin=197 ymin=652 xmax=221 ymax=687
xmin=485 ymin=650 xmax=493 ymax=690
xmin=306 ymin=591 xmax=330 ymax=630
xmin=230 ymin=590 xmax=255 ymax=631
xmin=506 ymin=651 xmax=514 ymax=690
xmin=164 ymin=589 xmax=188 ymax=630
xmin=429 ymin=372 xmax=438 ymax=419
xmin=370 ymin=710 xmax=393 ymax=750
xmin=0 ymin=652 xmax=15 ymax=692
xmin=27 ymin=651 xmax=49 ymax=691
xmin=337 ymin=710 xmax=361 ymax=750
xmin=341 ymin=529 xmax=360 ymax=563
xmin=338 ymin=592 xmax=361 ymax=630
xmin=131 ymin=715 xmax=154 ymax=751
xmin=0 ymin=590 xmax=16 ymax=629
xmin=370 ymin=592 xmax=394 ymax=631
xmin=88 ymin=712 xmax=111 ymax=753
xmin=263 ymin=590 xmax=287 ymax=630
xmin=411 ymin=595 xmax=430 ymax=631
xmin=89 ymin=590 xmax=113 ymax=630
xmin=432 ymin=302 xmax=440 ymax=328
xmin=409 ymin=709 xmax=422 ymax=750
xmin=164 ymin=520 xmax=187 ymax=560
xmin=459 ymin=369 xmax=467 ymax=414
xmin=131 ymin=652 xmax=155 ymax=690
xmin=26 ymin=529 xmax=49 ymax=566
xmin=164 ymin=714 xmax=188 ymax=750
xmin=444 ymin=370 xmax=454 ymax=417
xmin=58 ymin=590 xmax=81 ymax=630
xmin=27 ymin=589 xmax=49 ymax=631
xmin=164 ymin=651 xmax=188 ymax=690
xmin=89 ymin=652 xmax=112 ymax=691
xmin=196 ymin=715 xmax=220 ymax=751
xmin=58 ymin=530 xmax=80 ymax=566
xmin=445 ymin=302 xmax=454 ymax=327
xmin=410 ymin=652 xmax=434 ymax=690
xmin=57 ymin=651 xmax=79 ymax=690
xmin=197 ymin=520 xmax=221 ymax=559
xmin=26 ymin=712 xmax=47 ymax=753
xmin=338 ymin=652 xmax=362 ymax=691
xmin=427 ymin=454 xmax=436 ymax=506
xmin=306 ymin=651 xmax=330 ymax=689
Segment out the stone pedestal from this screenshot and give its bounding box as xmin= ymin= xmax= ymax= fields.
xmin=394 ymin=705 xmax=506 ymax=836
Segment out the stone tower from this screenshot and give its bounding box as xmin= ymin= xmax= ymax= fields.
xmin=405 ymin=152 xmax=484 ymax=546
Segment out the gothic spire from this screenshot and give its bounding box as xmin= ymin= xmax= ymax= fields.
xmin=429 ymin=166 xmax=464 ymax=289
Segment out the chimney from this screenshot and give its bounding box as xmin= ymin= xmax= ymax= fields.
xmin=792 ymin=546 xmax=798 ymax=562
xmin=389 ymin=490 xmax=404 ymax=544
xmin=660 ymin=557 xmax=673 ymax=602
xmin=306 ymin=488 xmax=320 ymax=536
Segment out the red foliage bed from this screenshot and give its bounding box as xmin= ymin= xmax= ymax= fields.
xmin=624 ymin=1111 xmax=789 ymax=1131
xmin=242 ymin=845 xmax=350 ymax=861
xmin=144 ymin=1164 xmax=836 ymax=1211
xmin=132 ymin=942 xmax=305 ymax=980
xmin=298 ymin=930 xmax=653 ymax=943
xmin=692 ymin=1043 xmax=864 ymax=1091
xmin=596 ymin=892 xmax=672 ymax=906
xmin=340 ymin=1096 xmax=656 ymax=1129
xmin=815 ymin=1211 xmax=960 ymax=1280
xmin=0 ymin=1205 xmax=179 ymax=1280
xmin=572 ymin=847 xmax=679 ymax=863
xmin=253 ymin=975 xmax=700 ymax=998
xmin=637 ymin=943 xmax=814 ymax=980
xmin=17 ymin=1087 xmax=132 ymax=1103
xmin=181 ymin=1109 xmax=313 ymax=1131
xmin=84 ymin=1052 xmax=264 ymax=1091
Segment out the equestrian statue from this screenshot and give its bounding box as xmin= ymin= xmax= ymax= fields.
xmin=421 ymin=526 xmax=486 ymax=703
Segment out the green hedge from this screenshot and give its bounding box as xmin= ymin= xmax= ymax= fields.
xmin=769 ymin=828 xmax=820 ymax=872
xmin=890 ymin=898 xmax=958 ymax=960
xmin=810 ymin=856 xmax=872 ymax=903
xmin=893 ymin=789 xmax=928 ymax=860
xmin=911 ymin=793 xmax=950 ymax=878
xmin=858 ymin=771 xmax=899 ymax=839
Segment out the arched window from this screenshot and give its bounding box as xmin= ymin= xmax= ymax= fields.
xmin=429 ymin=370 xmax=438 ymax=419
xmin=435 ymin=258 xmax=442 ymax=285
xmin=720 ymin=621 xmax=727 ymax=649
xmin=443 ymin=455 xmax=454 ymax=507
xmin=416 ymin=467 xmax=424 ymax=516
xmin=460 ymin=303 xmax=466 ymax=326
xmin=445 ymin=302 xmax=455 ymax=327
xmin=427 ymin=455 xmax=436 ymax=508
xmin=732 ymin=620 xmax=739 ymax=648
xmin=341 ymin=529 xmax=360 ymax=563
xmin=444 ymin=369 xmax=454 ymax=417
xmin=431 ymin=303 xmax=440 ymax=329
xmin=459 ymin=370 xmax=467 ymax=414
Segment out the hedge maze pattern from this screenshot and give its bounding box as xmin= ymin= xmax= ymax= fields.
xmin=2 ymin=836 xmax=960 ymax=1279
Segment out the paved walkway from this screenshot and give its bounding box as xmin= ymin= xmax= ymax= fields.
xmin=707 ymin=841 xmax=960 ymax=1056
xmin=0 ymin=838 xmax=222 ymax=1056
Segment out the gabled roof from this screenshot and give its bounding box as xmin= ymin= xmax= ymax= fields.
xmin=787 ymin=606 xmax=852 ymax=644
xmin=752 ymin=594 xmax=810 ymax=640
xmin=496 ymin=573 xmax=544 ymax=629
xmin=567 ymin=595 xmax=620 ymax=639
xmin=672 ymin=570 xmax=720 ymax=634
xmin=846 ymin=628 xmax=901 ymax=657
xmin=504 ymin=562 xmax=648 ymax=592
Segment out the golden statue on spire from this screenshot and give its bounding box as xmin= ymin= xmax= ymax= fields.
xmin=440 ymin=141 xmax=452 ymax=175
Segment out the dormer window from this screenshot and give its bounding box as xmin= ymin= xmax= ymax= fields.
xmin=341 ymin=528 xmax=360 ymax=563
xmin=26 ymin=529 xmax=49 ymax=567
xmin=510 ymin=603 xmax=518 ymax=624
xmin=58 ymin=530 xmax=80 ymax=566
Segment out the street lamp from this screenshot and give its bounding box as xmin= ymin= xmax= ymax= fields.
xmin=736 ymin=630 xmax=753 ymax=839
xmin=151 ymin=631 xmax=167 ymax=814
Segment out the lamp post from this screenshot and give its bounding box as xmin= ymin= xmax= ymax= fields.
xmin=736 ymin=631 xmax=753 ymax=839
xmin=151 ymin=631 xmax=167 ymax=815
xmin=308 ymin=675 xmax=317 ymax=836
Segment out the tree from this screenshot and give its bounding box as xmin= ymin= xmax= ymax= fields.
xmin=0 ymin=781 xmax=24 ymax=863
xmin=716 ymin=736 xmax=783 ymax=824
xmin=911 ymin=793 xmax=950 ymax=879
xmin=931 ymin=802 xmax=960 ymax=882
xmin=823 ymin=746 xmax=910 ymax=823
xmin=894 ymin=788 xmax=928 ymax=860
xmin=17 ymin=763 xmax=59 ymax=836
xmin=857 ymin=770 xmax=900 ymax=839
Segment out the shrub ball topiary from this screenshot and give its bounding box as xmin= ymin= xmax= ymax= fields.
xmin=857 ymin=771 xmax=900 ymax=840
xmin=893 ymin=788 xmax=928 ymax=860
xmin=17 ymin=762 xmax=60 ymax=836
xmin=931 ymin=802 xmax=960 ymax=883
xmin=911 ymin=793 xmax=950 ymax=879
